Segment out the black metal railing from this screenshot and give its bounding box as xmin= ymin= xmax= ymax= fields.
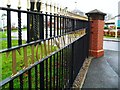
xmin=0 ymin=33 xmax=89 ymax=89
xmin=0 ymin=6 xmax=88 ymax=50
xmin=0 ymin=2 xmax=89 ymax=89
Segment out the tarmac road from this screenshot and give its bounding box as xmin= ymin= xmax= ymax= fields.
xmin=82 ymin=40 xmax=119 ymax=89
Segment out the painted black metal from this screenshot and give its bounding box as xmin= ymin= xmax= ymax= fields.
xmin=18 ymin=11 xmax=22 ymax=45
xmin=0 ymin=35 xmax=89 ymax=89
xmin=39 ymin=14 xmax=44 ymax=39
xmin=45 ymin=13 xmax=48 ymax=38
xmin=7 ymin=10 xmax=11 ymax=48
xmin=54 ymin=14 xmax=56 ymax=37
xmin=45 ymin=58 xmax=48 ymax=89
xmin=28 ymin=69 xmax=32 ymax=90
xmin=0 ymin=4 xmax=90 ymax=89
xmin=9 ymin=80 xmax=13 ymax=90
xmin=57 ymin=15 xmax=59 ymax=36
xmin=35 ymin=65 xmax=38 ymax=90
xmin=50 ymin=13 xmax=52 ymax=37
xmin=40 ymin=61 xmax=44 ymax=89
xmin=27 ymin=13 xmax=31 ymax=43
xmin=19 ymin=74 xmax=23 ymax=90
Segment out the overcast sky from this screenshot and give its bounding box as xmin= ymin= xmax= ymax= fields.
xmin=59 ymin=0 xmax=119 ymax=16
xmin=0 ymin=0 xmax=120 ymax=16
xmin=0 ymin=0 xmax=120 ymax=27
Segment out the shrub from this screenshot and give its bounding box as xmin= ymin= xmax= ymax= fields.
xmin=117 ymin=27 xmax=120 ymax=29
xmin=0 ymin=28 xmax=2 ymax=31
xmin=104 ymin=26 xmax=108 ymax=29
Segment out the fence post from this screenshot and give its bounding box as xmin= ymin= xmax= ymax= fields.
xmin=86 ymin=16 xmax=90 ymax=58
xmin=86 ymin=9 xmax=106 ymax=58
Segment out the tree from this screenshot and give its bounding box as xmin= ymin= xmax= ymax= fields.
xmin=1 ymin=13 xmax=7 ymax=32
xmin=105 ymin=13 xmax=113 ymax=20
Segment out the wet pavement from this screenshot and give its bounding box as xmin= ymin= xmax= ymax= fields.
xmin=103 ymin=41 xmax=120 ymax=51
xmin=82 ymin=40 xmax=119 ymax=89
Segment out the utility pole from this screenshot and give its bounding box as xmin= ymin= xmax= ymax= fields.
xmin=75 ymin=2 xmax=77 ymax=10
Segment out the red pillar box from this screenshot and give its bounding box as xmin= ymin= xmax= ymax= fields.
xmin=86 ymin=9 xmax=106 ymax=58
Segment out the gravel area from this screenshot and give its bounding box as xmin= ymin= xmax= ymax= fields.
xmin=72 ymin=57 xmax=93 ymax=89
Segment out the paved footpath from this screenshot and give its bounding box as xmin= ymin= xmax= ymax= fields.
xmin=82 ymin=40 xmax=119 ymax=89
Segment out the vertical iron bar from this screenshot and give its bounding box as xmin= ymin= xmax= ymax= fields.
xmin=53 ymin=54 xmax=55 ymax=88
xmin=49 ymin=56 xmax=52 ymax=88
xmin=64 ymin=17 xmax=66 ymax=34
xmin=59 ymin=50 xmax=61 ymax=88
xmin=46 ymin=59 xmax=48 ymax=89
xmin=40 ymin=61 xmax=44 ymax=89
xmin=20 ymin=74 xmax=23 ymax=90
xmin=69 ymin=44 xmax=74 ymax=87
xmin=28 ymin=69 xmax=32 ymax=90
xmin=72 ymin=19 xmax=75 ymax=31
xmin=60 ymin=16 xmax=62 ymax=35
xmin=65 ymin=17 xmax=68 ymax=33
xmin=9 ymin=80 xmax=13 ymax=90
xmin=65 ymin=47 xmax=68 ymax=88
xmin=61 ymin=49 xmax=64 ymax=88
xmin=54 ymin=15 xmax=56 ymax=36
xmin=57 ymin=15 xmax=59 ymax=36
xmin=56 ymin=53 xmax=58 ymax=88
xmin=46 ymin=13 xmax=48 ymax=38
xmin=27 ymin=13 xmax=31 ymax=43
xmin=62 ymin=17 xmax=64 ymax=34
xmin=35 ymin=65 xmax=38 ymax=90
xmin=18 ymin=11 xmax=22 ymax=45
xmin=39 ymin=14 xmax=44 ymax=39
xmin=7 ymin=10 xmax=12 ymax=48
xmin=33 ymin=14 xmax=38 ymax=41
xmin=50 ymin=14 xmax=52 ymax=37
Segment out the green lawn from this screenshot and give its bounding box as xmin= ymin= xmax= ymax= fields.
xmin=0 ymin=28 xmax=27 ymax=36
xmin=104 ymin=35 xmax=120 ymax=39
xmin=0 ymin=29 xmax=66 ymax=88
xmin=0 ymin=38 xmax=60 ymax=88
xmin=0 ymin=40 xmax=26 ymax=80
xmin=0 ymin=32 xmax=7 ymax=38
xmin=0 ymin=40 xmax=26 ymax=50
xmin=0 ymin=40 xmax=57 ymax=78
xmin=11 ymin=28 xmax=27 ymax=32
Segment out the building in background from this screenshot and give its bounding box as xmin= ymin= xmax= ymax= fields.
xmin=104 ymin=1 xmax=120 ymax=38
xmin=71 ymin=1 xmax=85 ymax=16
xmin=117 ymin=1 xmax=120 ymax=28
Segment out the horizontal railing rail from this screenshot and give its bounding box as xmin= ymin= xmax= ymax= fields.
xmin=0 ymin=5 xmax=88 ymax=50
xmin=0 ymin=31 xmax=89 ymax=89
xmin=0 ymin=1 xmax=90 ymax=89
xmin=0 ymin=29 xmax=87 ymax=53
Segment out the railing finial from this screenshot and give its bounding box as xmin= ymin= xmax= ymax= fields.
xmin=39 ymin=0 xmax=43 ymax=12
xmin=57 ymin=4 xmax=59 ymax=14
xmin=27 ymin=0 xmax=30 ymax=10
xmin=65 ymin=7 xmax=68 ymax=16
xmin=18 ymin=0 xmax=21 ymax=9
xmin=60 ymin=5 xmax=62 ymax=15
xmin=7 ymin=0 xmax=11 ymax=7
xmin=50 ymin=0 xmax=52 ymax=14
xmin=34 ymin=0 xmax=37 ymax=11
xmin=45 ymin=1 xmax=48 ymax=13
xmin=54 ymin=3 xmax=56 ymax=14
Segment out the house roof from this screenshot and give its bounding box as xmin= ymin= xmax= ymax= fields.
xmin=115 ymin=14 xmax=120 ymax=18
xmin=86 ymin=9 xmax=106 ymax=16
xmin=105 ymin=19 xmax=115 ymax=24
